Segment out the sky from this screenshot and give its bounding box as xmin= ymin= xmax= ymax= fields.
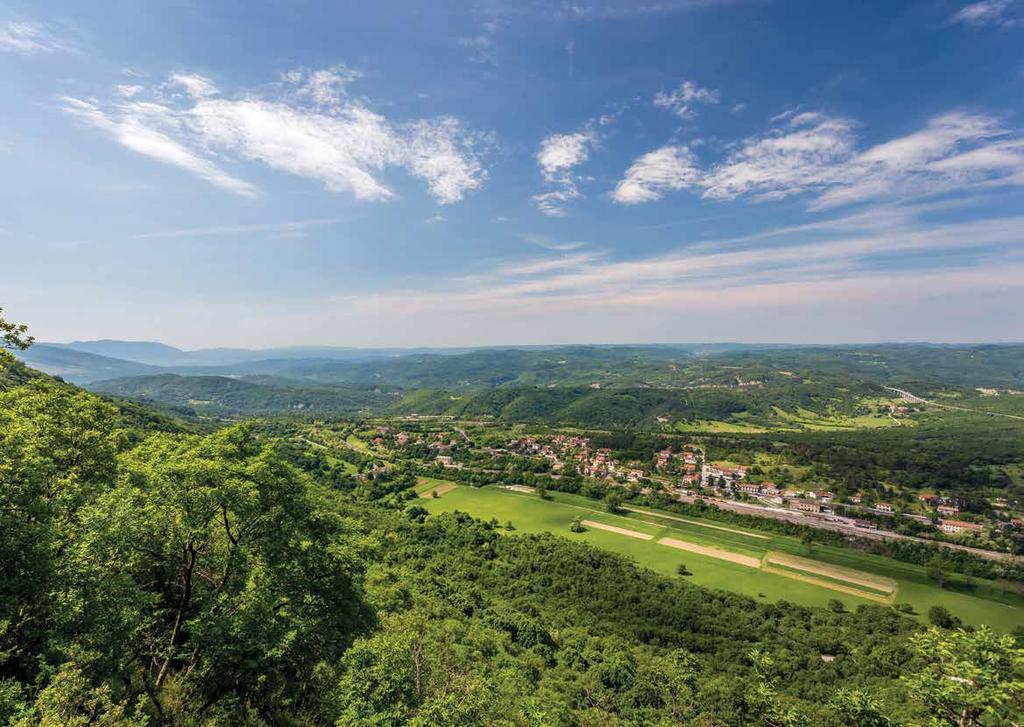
xmin=1 ymin=0 xmax=1023 ymax=348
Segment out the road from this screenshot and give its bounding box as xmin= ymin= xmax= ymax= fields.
xmin=884 ymin=386 xmax=1024 ymax=422
xmin=675 ymin=493 xmax=1021 ymax=564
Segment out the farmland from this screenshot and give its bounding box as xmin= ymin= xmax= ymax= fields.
xmin=422 ymin=484 xmax=1024 ymax=631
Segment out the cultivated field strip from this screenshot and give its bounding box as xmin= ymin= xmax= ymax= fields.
xmin=760 ymin=565 xmax=893 ymax=603
xmin=658 ymin=537 xmax=762 ymax=567
xmin=764 ymin=552 xmax=898 ymax=594
xmin=581 ymin=520 xmax=654 ymax=540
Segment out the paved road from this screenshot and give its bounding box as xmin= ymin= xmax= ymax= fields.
xmin=676 ymin=493 xmax=1021 ymax=564
xmin=885 ymin=386 xmax=1024 ymax=422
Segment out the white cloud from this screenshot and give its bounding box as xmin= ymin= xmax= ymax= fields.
xmin=404 ymin=117 xmax=487 ymax=204
xmin=537 ymin=131 xmax=597 ymax=179
xmin=191 ymin=98 xmax=398 ymax=200
xmin=613 ymin=110 xmax=1024 ymax=208
xmin=533 ymin=129 xmax=598 ymax=215
xmin=0 ymin=21 xmax=69 ymax=54
xmin=60 ymin=97 xmax=258 ymax=197
xmin=532 ymin=189 xmax=581 ymax=217
xmin=612 ymin=145 xmax=701 ymax=203
xmin=62 ymin=68 xmax=489 ymax=204
xmin=168 ymin=73 xmax=218 ymax=99
xmin=702 ymin=113 xmax=857 ymax=201
xmin=283 ymin=65 xmax=363 ymax=110
xmin=653 ymin=80 xmax=720 ymax=119
xmin=949 ymin=0 xmax=1017 ymax=26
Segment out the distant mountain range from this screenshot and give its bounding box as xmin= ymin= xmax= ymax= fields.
xmin=20 ymin=340 xmax=779 ymax=385
xmin=15 ymin=339 xmax=1024 ymax=423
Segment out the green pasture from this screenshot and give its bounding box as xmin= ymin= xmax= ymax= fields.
xmin=422 ymin=485 xmax=1024 ymax=631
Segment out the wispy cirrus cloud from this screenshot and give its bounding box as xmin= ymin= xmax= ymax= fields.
xmin=331 ymin=209 xmax=1024 ymax=316
xmin=949 ymin=0 xmax=1018 ymax=27
xmin=62 ymin=66 xmax=490 ymax=204
xmin=265 ymin=206 xmax=1024 ymax=346
xmin=653 ymin=79 xmax=720 ymax=119
xmin=0 ymin=20 xmax=71 ymax=55
xmin=61 ymin=97 xmax=259 ymax=197
xmin=132 ymin=217 xmax=345 ymax=240
xmin=613 ymin=110 xmax=1024 ymax=208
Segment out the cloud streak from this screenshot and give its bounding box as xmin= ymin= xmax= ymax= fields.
xmin=613 ymin=110 xmax=1024 ymax=208
xmin=62 ymin=67 xmax=489 ymax=204
xmin=0 ymin=20 xmax=70 ymax=55
xmin=949 ymin=0 xmax=1018 ymax=27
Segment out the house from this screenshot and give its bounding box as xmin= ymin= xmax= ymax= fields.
xmin=937 ymin=504 xmax=960 ymax=517
xmin=789 ymin=499 xmax=821 ymax=513
xmin=849 ymin=493 xmax=863 ymax=504
xmin=814 ymin=491 xmax=835 ymax=503
xmin=917 ymin=493 xmax=938 ymax=504
xmin=759 ymin=482 xmax=779 ymax=496
xmin=738 ymin=482 xmax=761 ymax=495
xmin=875 ymin=502 xmax=895 ymax=513
xmin=939 ymin=520 xmax=982 ymax=534
xmin=435 ymin=455 xmax=454 ymax=466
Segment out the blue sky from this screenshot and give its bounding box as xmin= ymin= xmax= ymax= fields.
xmin=2 ymin=0 xmax=1023 ymax=347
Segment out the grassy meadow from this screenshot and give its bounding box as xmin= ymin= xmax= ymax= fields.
xmin=421 ymin=484 xmax=1024 ymax=632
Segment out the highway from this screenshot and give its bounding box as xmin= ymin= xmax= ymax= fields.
xmin=884 ymin=386 xmax=1024 ymax=421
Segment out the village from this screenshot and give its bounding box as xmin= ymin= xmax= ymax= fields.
xmin=362 ymin=424 xmax=1022 ymax=543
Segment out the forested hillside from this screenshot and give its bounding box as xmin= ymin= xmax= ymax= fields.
xmin=1 ymin=314 xmax=1022 ymax=725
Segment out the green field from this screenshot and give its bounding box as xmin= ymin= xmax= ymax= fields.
xmin=422 ymin=485 xmax=1024 ymax=631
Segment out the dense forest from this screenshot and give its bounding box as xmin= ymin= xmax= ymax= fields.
xmin=2 ymin=313 xmax=1023 ymax=725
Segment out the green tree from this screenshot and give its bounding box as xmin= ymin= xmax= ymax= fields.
xmin=64 ymin=426 xmax=373 ymax=720
xmin=827 ymin=688 xmax=891 ymax=726
xmin=928 ymin=606 xmax=961 ymax=629
xmin=0 ymin=379 xmax=123 ymax=685
xmin=744 ymin=649 xmax=810 ymax=727
xmin=0 ymin=308 xmax=33 ymax=353
xmin=903 ymin=626 xmax=1024 ymax=726
xmin=605 ymin=491 xmax=625 ymax=514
